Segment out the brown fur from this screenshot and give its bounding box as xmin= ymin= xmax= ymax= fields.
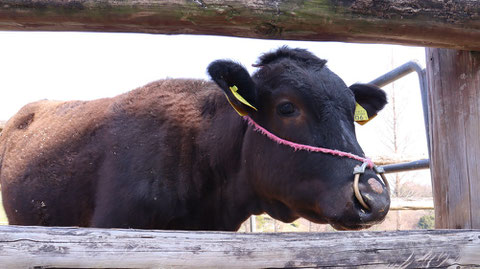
xmin=0 ymin=79 xmax=226 ymax=228
xmin=0 ymin=79 xmax=217 ymax=184
xmin=0 ymin=47 xmax=390 ymax=231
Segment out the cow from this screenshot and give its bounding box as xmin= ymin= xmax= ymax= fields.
xmin=0 ymin=47 xmax=389 ymax=231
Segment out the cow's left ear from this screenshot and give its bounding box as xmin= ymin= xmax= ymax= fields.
xmin=208 ymin=60 xmax=258 ymax=116
xmin=349 ymin=83 xmax=387 ymax=124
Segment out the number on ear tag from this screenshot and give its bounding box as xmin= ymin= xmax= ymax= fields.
xmin=354 ymin=103 xmax=371 ymax=125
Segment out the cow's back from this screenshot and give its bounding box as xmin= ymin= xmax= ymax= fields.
xmin=0 ymin=79 xmax=221 ymax=227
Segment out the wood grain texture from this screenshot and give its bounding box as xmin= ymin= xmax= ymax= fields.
xmin=390 ymin=197 xmax=433 ymax=211
xmin=0 ymin=226 xmax=478 ymax=268
xmin=426 ymin=48 xmax=480 ymax=229
xmin=0 ymin=0 xmax=479 ymax=50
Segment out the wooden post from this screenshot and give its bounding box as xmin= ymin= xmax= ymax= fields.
xmin=426 ymin=48 xmax=480 ymax=229
xmin=249 ymin=215 xmax=256 ymax=232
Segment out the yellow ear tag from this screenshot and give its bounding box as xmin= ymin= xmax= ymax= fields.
xmin=354 ymin=103 xmax=370 ymax=125
xmin=229 ymin=86 xmax=258 ymax=111
xmin=225 ymin=94 xmax=248 ymax=116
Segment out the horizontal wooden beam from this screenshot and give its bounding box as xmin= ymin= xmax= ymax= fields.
xmin=252 ymin=198 xmax=435 ymax=212
xmin=374 ymin=156 xmax=427 ymax=166
xmin=0 ymin=226 xmax=478 ymax=268
xmin=0 ymin=0 xmax=480 ymax=50
xmin=390 ymin=197 xmax=433 ymax=211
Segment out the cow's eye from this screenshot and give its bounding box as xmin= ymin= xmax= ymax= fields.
xmin=277 ymin=102 xmax=296 ymax=116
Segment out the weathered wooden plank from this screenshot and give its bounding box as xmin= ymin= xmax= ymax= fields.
xmin=0 ymin=226 xmax=478 ymax=268
xmin=0 ymin=0 xmax=480 ymax=50
xmin=426 ymin=49 xmax=480 ymax=229
xmin=373 ymin=156 xmax=427 ymax=166
xmin=390 ymin=197 xmax=433 ymax=211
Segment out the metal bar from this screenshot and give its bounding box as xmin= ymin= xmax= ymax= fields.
xmin=369 ymin=61 xmax=431 ymax=157
xmin=369 ymin=61 xmax=419 ymax=87
xmin=380 ymin=159 xmax=430 ymax=174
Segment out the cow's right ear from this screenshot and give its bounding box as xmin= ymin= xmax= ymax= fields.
xmin=207 ymin=60 xmax=258 ymax=116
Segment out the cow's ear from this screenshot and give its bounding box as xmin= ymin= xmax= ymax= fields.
xmin=208 ymin=60 xmax=258 ymax=116
xmin=349 ymin=83 xmax=387 ymax=125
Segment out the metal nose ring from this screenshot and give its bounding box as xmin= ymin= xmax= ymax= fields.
xmin=353 ymin=162 xmax=390 ymax=210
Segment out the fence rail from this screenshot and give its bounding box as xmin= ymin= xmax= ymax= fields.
xmin=1 ymin=0 xmax=480 ymax=50
xmin=0 ymin=225 xmax=478 ymax=268
xmin=390 ymin=197 xmax=433 ymax=211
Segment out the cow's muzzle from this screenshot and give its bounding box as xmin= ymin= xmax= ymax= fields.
xmin=353 ymin=162 xmax=390 ymax=211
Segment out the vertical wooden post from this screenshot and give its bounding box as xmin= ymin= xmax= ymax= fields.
xmin=249 ymin=216 xmax=256 ymax=232
xmin=426 ymin=48 xmax=480 ymax=229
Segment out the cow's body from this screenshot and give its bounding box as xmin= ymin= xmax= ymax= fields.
xmin=0 ymin=47 xmax=390 ymax=231
xmin=0 ymin=80 xmax=250 ymax=230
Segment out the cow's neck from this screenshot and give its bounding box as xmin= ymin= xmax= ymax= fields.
xmin=190 ymin=109 xmax=262 ymax=231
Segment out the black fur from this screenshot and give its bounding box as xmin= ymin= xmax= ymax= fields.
xmin=254 ymin=46 xmax=327 ymax=69
xmin=207 ymin=60 xmax=257 ymax=112
xmin=350 ymin=83 xmax=388 ymax=117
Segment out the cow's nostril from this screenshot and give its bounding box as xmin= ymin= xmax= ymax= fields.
xmin=353 ymin=174 xmax=390 ymax=212
xmin=368 ymin=177 xmax=384 ymax=194
xmin=353 ymin=174 xmax=370 ymax=210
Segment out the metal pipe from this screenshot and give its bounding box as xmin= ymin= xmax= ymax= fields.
xmin=369 ymin=61 xmax=431 ymax=157
xmin=369 ymin=61 xmax=419 ymax=87
xmin=380 ymin=159 xmax=430 ymax=174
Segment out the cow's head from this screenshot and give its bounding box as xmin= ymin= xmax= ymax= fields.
xmin=208 ymin=47 xmax=389 ymax=230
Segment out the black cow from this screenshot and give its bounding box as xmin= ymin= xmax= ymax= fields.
xmin=0 ymin=47 xmax=389 ymax=231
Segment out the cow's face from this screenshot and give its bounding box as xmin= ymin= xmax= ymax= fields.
xmin=208 ymin=47 xmax=390 ymax=230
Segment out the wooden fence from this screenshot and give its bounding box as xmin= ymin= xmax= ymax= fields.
xmin=0 ymin=0 xmax=480 ymax=267
xmin=0 ymin=225 xmax=478 ymax=268
xmin=1 ymin=1 xmax=479 ymax=229
xmin=0 ymin=0 xmax=479 ymax=50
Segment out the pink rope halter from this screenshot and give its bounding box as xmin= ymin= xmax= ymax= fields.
xmin=243 ymin=116 xmax=374 ymax=168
